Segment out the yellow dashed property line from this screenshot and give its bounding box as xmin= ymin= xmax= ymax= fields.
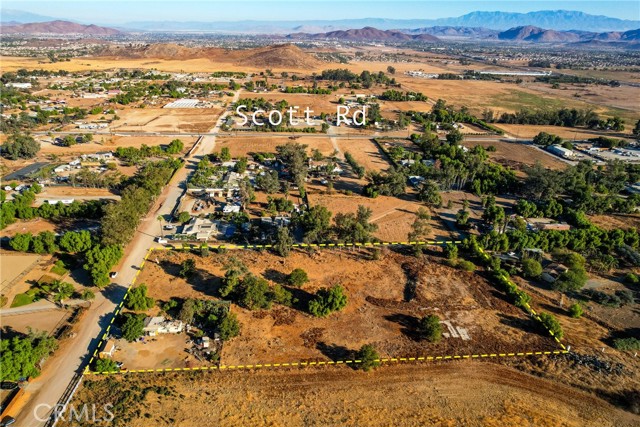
xmin=86 ymin=351 xmax=572 ymax=376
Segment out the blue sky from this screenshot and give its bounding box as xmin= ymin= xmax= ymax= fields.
xmin=2 ymin=1 xmax=637 ymax=23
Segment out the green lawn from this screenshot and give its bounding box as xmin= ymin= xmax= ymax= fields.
xmin=50 ymin=264 xmax=69 ymax=276
xmin=11 ymin=293 xmax=35 ymax=308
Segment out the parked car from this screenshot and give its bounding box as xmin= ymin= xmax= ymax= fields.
xmin=163 ymin=224 xmax=175 ymax=230
xmin=109 ymin=272 xmax=118 ymax=279
xmin=0 ymin=382 xmax=17 ymax=390
xmin=156 ymin=237 xmax=168 ymax=244
xmin=0 ymin=416 xmax=16 ymax=427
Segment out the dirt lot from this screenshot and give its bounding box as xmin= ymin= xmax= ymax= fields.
xmin=133 ymin=249 xmax=558 ymax=371
xmin=65 ymin=361 xmax=639 ymax=427
xmin=112 ymin=334 xmax=200 ymax=371
xmin=110 ymin=108 xmax=222 ymax=133
xmin=307 ymin=190 xmax=448 ymax=242
xmin=494 ymin=124 xmax=634 ymax=141
xmin=589 ymin=213 xmax=640 ymax=231
xmin=37 ymin=135 xmax=198 ymax=155
xmin=216 ymin=135 xmax=335 ymax=158
xmin=333 ymin=137 xmax=392 ymax=171
xmin=460 ymin=139 xmax=569 ymax=173
xmin=1 ymin=309 xmax=69 ymax=336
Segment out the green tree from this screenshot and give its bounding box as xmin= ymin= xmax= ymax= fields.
xmin=50 ymin=280 xmax=74 ymax=303
xmin=10 ymin=232 xmax=32 ymax=252
xmin=81 ymin=289 xmax=95 ymax=301
xmin=0 ymin=331 xmax=58 ymax=381
xmin=297 ymin=205 xmax=332 ymax=243
xmin=218 ymin=312 xmax=241 ymax=340
xmin=166 ymin=138 xmax=184 ymax=154
xmin=568 ymin=303 xmax=583 ymax=318
xmin=84 ymin=244 xmax=123 ymax=287
xmin=522 ymin=258 xmax=543 ymax=279
xmin=235 ymin=157 xmax=248 ymax=174
xmin=288 ymin=268 xmax=309 ymax=287
xmin=220 ymin=146 xmax=231 ymax=161
xmin=94 ymin=358 xmax=119 ymax=373
xmin=333 ymin=205 xmax=378 ymax=244
xmin=1 ymin=132 xmax=41 ymax=160
xmin=417 ymin=180 xmax=442 ymax=207
xmin=179 ymin=259 xmax=196 ymax=278
xmin=408 ymin=208 xmax=431 ymax=242
xmin=177 ymin=211 xmax=191 ymax=223
xmin=274 ymin=226 xmax=293 ymax=257
xmin=418 ymin=315 xmax=443 ymax=342
xmin=121 ymin=313 xmax=145 ymax=342
xmin=255 ymin=170 xmax=280 ymax=194
xmin=59 ymin=230 xmax=93 ymax=253
xmin=308 ymin=284 xmax=347 ymax=317
xmin=126 ymin=284 xmax=155 ymax=311
xmin=238 ymin=274 xmax=273 ymax=310
xmin=178 ymin=299 xmax=198 ymax=324
xmin=446 ymin=128 xmax=463 ymax=145
xmin=356 ymin=344 xmax=380 ymax=371
xmin=538 ymin=312 xmax=563 ymax=339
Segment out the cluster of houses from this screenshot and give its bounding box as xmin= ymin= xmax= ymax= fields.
xmin=53 ymin=152 xmax=115 ymax=175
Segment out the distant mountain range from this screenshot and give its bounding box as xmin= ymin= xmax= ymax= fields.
xmin=287 ymin=25 xmax=640 ymax=46
xmin=288 ymin=27 xmax=440 ymax=42
xmin=496 ymin=26 xmax=640 ymax=44
xmin=1 ymin=20 xmax=120 ymax=35
xmin=2 ymin=9 xmax=638 ymax=33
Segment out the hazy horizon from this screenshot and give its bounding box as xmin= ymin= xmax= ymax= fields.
xmin=2 ymin=1 xmax=638 ymax=25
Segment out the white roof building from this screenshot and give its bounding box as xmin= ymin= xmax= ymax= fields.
xmin=142 ymin=317 xmax=185 ymax=336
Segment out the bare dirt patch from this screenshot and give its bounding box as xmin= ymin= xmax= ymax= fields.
xmin=134 ymin=249 xmax=557 ymax=370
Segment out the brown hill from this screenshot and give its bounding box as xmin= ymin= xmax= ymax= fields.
xmin=498 ymin=26 xmax=580 ymax=42
xmin=1 ymin=20 xmax=120 ymax=35
xmin=96 ymin=43 xmax=321 ymax=69
xmin=234 ymin=44 xmax=322 ymax=68
xmin=289 ymin=26 xmax=439 ymax=42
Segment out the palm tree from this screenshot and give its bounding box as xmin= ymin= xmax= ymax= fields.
xmin=157 ymin=215 xmax=164 ymax=238
xmin=51 ymin=280 xmax=74 ymax=304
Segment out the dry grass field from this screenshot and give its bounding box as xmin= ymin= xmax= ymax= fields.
xmin=216 ymin=135 xmax=336 ymax=157
xmin=110 ymin=108 xmax=222 ymax=133
xmin=460 ymin=139 xmax=569 ymax=173
xmin=132 ymin=249 xmax=557 ymax=371
xmin=494 ymin=124 xmax=634 ymax=140
xmin=65 ymin=361 xmax=639 ymax=427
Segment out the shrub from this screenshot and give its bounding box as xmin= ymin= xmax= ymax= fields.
xmin=125 ymin=284 xmax=155 ymax=311
xmin=80 ymin=289 xmax=95 ymax=301
xmin=218 ymin=312 xmax=241 ymax=341
xmin=613 ymin=337 xmax=640 ymax=351
xmin=121 ymin=313 xmax=145 ymax=342
xmin=308 ymin=284 xmax=347 ymax=317
xmin=521 ymin=258 xmax=543 ymax=278
xmin=94 ymin=358 xmax=119 ymax=373
xmin=538 ymin=312 xmax=563 ymax=339
xmin=355 ymin=344 xmax=380 ymax=371
xmin=288 ymin=268 xmax=309 ymax=287
xmin=418 ymin=315 xmax=443 ymax=342
xmin=179 ymin=259 xmax=196 ymax=278
xmin=623 ymin=272 xmax=638 ymax=285
xmin=568 ymin=303 xmax=583 ymax=318
xmin=457 ymin=260 xmax=475 ymax=272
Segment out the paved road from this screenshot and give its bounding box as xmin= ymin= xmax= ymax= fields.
xmin=14 ymin=92 xmax=241 ymax=427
